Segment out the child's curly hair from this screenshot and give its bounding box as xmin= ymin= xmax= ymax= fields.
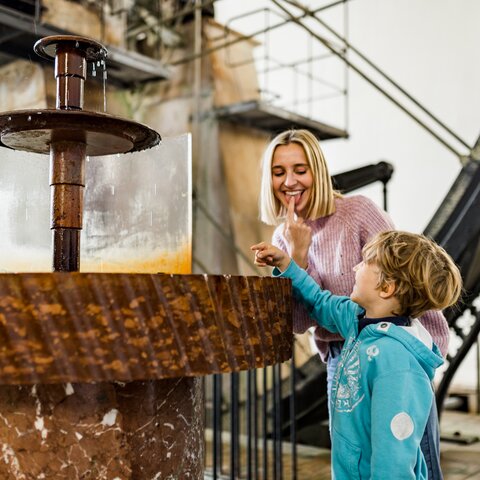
xmin=362 ymin=230 xmax=463 ymax=318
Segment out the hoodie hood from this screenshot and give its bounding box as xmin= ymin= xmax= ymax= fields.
xmin=370 ymin=320 xmax=444 ymax=380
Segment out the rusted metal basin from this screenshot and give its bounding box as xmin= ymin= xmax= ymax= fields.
xmin=0 ymin=272 xmax=292 ymax=385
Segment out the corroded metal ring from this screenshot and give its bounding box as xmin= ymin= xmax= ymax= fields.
xmin=34 ymin=35 xmax=107 ymax=62
xmin=0 ymin=110 xmax=161 ymax=156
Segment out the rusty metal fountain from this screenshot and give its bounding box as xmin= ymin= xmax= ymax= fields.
xmin=0 ymin=36 xmax=292 ymax=479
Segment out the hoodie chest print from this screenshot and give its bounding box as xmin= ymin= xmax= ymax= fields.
xmin=332 ymin=341 xmax=365 ymax=413
xmin=366 ymin=345 xmax=379 ymax=361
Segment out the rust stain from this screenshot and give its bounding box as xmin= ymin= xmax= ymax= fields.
xmin=124 ymin=319 xmax=137 ymax=329
xmin=39 ymin=304 xmax=66 ymax=315
xmin=81 ymin=243 xmax=192 ymax=274
xmin=129 ymin=297 xmax=145 ymax=308
xmin=86 ymin=304 xmax=103 ymax=315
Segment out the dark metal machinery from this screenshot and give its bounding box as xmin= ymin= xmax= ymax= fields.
xmin=423 ymin=155 xmax=480 ymax=419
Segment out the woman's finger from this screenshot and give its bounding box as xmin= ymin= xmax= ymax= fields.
xmin=286 ymin=196 xmax=296 ymax=224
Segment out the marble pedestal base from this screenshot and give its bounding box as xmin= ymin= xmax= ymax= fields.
xmin=0 ymin=378 xmax=203 ymax=479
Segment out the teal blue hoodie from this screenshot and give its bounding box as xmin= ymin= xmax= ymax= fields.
xmin=275 ymin=261 xmax=444 ymax=480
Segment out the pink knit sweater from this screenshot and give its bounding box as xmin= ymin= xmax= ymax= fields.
xmin=272 ymin=195 xmax=450 ymax=360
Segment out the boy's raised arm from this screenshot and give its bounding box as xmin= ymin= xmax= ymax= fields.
xmin=277 ymin=260 xmax=358 ymax=339
xmin=251 ymin=243 xmax=359 ymax=339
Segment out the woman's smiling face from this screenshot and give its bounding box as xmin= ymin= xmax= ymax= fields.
xmin=271 ymin=143 xmax=313 ymax=218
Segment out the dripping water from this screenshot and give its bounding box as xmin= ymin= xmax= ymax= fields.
xmin=33 ymin=1 xmax=41 ymax=34
xmin=102 ymin=58 xmax=108 ymax=113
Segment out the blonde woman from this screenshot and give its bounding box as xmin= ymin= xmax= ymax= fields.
xmin=259 ymin=129 xmax=449 ymax=479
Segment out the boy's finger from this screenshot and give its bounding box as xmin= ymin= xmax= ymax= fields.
xmin=250 ymin=242 xmax=266 ymax=251
xmin=255 ymin=249 xmax=269 ymax=259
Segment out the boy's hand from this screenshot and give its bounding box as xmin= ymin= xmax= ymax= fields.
xmin=284 ymin=197 xmax=312 ymax=269
xmin=251 ymin=242 xmax=291 ymax=272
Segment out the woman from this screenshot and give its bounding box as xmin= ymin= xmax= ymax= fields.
xmin=259 ymin=128 xmax=449 ymax=479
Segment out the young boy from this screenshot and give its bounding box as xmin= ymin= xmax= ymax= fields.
xmin=252 ymin=230 xmax=462 ymax=480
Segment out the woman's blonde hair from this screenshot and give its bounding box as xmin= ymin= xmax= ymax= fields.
xmin=362 ymin=230 xmax=463 ymax=318
xmin=259 ymin=129 xmax=340 ymax=225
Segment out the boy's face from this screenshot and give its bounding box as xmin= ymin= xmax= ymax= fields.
xmin=351 ymin=260 xmax=383 ymax=311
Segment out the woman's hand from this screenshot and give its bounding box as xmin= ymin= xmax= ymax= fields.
xmin=251 ymin=242 xmax=291 ymax=272
xmin=284 ymin=197 xmax=312 ymax=269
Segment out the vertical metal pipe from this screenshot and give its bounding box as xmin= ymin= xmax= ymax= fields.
xmin=49 ymin=141 xmax=86 ymax=271
xmin=343 ymin=0 xmax=349 ymax=133
xmin=49 ymin=39 xmax=89 ymax=271
xmin=477 ymin=337 xmax=480 ymax=414
xmin=253 ymin=370 xmax=259 ymax=478
xmin=219 ymin=374 xmax=224 ymax=475
xmin=213 ymin=374 xmax=221 ymax=479
xmin=262 ymin=368 xmax=268 ymax=480
xmin=247 ymin=370 xmax=253 ymax=480
xmin=55 ymin=46 xmax=86 ymax=110
xmin=272 ymin=365 xmax=278 ymax=480
xmin=290 ymin=350 xmax=297 ymax=479
xmin=191 ymin=0 xmax=203 ymax=265
xmin=263 ymin=8 xmax=270 ymax=99
xmin=193 ymin=0 xmax=203 ymax=126
xmin=274 ymin=363 xmax=283 ymax=479
xmin=230 ymin=372 xmax=239 ymax=479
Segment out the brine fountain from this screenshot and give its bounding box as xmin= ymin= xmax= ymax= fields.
xmin=0 ymin=36 xmax=292 ymax=479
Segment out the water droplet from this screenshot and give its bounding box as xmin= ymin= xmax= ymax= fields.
xmin=7 ymin=116 xmax=11 ymax=121
xmin=27 ymin=116 xmax=31 ymax=122
xmin=75 ymin=41 xmax=79 ymax=48
xmin=111 ymin=185 xmax=115 ymax=195
xmin=154 ymin=184 xmax=157 ymax=196
xmin=150 ymin=211 xmax=153 ymax=227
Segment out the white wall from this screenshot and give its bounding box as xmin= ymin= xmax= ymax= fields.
xmin=216 ymin=0 xmax=480 ymax=389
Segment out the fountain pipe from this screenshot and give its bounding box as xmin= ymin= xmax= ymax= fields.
xmin=50 ymin=41 xmax=91 ymax=271
xmin=34 ymin=36 xmax=105 ymax=271
xmin=49 ymin=140 xmax=86 ymax=271
xmin=54 ymin=44 xmax=86 ymax=110
xmin=51 ymin=42 xmax=89 ymax=270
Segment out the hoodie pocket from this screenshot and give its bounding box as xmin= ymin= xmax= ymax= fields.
xmin=331 ymin=428 xmax=362 ymax=480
